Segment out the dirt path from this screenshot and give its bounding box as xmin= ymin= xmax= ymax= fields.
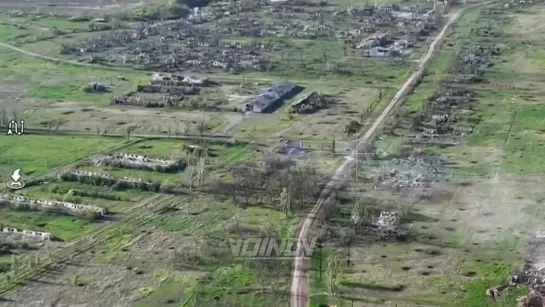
xmin=289 ymin=3 xmax=494 ymax=306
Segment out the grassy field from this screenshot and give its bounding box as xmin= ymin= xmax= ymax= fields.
xmin=0 ymin=48 xmax=149 ymax=105
xmin=0 ymin=134 xmax=124 ymax=177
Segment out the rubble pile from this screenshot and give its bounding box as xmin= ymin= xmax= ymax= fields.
xmin=359 ymin=33 xmax=413 ymax=59
xmin=450 ymin=45 xmax=501 ymax=83
xmin=354 ymin=211 xmax=409 ymax=240
xmin=112 ymin=73 xmax=211 ymax=108
xmin=376 ymin=156 xmax=445 ymax=188
xmin=60 ymin=19 xmax=279 ymax=72
xmin=504 ymin=0 xmax=539 ymax=9
xmin=405 ymin=34 xmax=500 ymax=145
xmin=59 ymin=0 xmax=439 ymax=70
xmin=404 ymin=85 xmax=476 ymax=145
xmin=150 ymin=73 xmax=212 ymax=87
xmin=290 ymin=92 xmax=331 ymax=114
xmin=510 ymin=266 xmax=545 ymax=307
xmin=278 ymin=139 xmax=305 ymax=156
xmin=94 ymin=153 xmax=186 ymax=172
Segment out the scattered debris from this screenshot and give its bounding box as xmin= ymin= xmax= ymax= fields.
xmin=85 ymin=82 xmax=109 ymax=93
xmin=375 ymin=155 xmax=445 ymax=188
xmin=354 ymin=211 xmax=409 ymax=240
xmin=278 ymin=139 xmax=305 ymax=155
xmin=290 ymin=92 xmax=331 ymax=114
xmin=94 ymin=153 xmax=185 ymax=172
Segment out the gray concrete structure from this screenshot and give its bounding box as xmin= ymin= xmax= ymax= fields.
xmin=237 ymin=81 xmax=301 ymax=113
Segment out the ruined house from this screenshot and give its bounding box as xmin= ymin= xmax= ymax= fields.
xmin=290 ymin=92 xmax=329 ymax=114
xmin=86 ymin=82 xmax=109 ymax=93
xmin=95 ymin=153 xmax=184 ymax=172
xmin=278 ymin=139 xmax=305 ymax=155
xmin=151 ymin=73 xmax=210 ymax=87
xmin=237 ymin=81 xmax=302 ymax=113
xmin=361 ymin=34 xmax=412 ymax=58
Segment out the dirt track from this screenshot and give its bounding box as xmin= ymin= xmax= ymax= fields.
xmin=289 ymin=2 xmax=495 ymax=306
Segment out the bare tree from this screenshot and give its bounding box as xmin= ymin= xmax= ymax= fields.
xmin=196 ymin=116 xmax=208 ymax=136
xmin=279 ymin=187 xmax=291 ymax=217
xmin=126 ymin=125 xmax=135 ymax=139
xmin=327 ymin=252 xmax=343 ymax=299
xmin=0 ymin=109 xmax=6 ymax=127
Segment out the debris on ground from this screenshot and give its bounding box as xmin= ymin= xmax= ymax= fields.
xmin=375 ymin=155 xmax=445 ymax=188
xmin=517 ymin=289 xmax=545 ymax=307
xmin=354 ymin=211 xmax=409 ymax=241
xmin=278 ymin=139 xmax=305 ymax=156
xmin=509 ymin=237 xmax=545 ymax=307
xmin=290 ymin=92 xmax=333 ymax=114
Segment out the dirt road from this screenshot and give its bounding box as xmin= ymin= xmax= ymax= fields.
xmin=289 ymin=3 xmax=493 ymax=306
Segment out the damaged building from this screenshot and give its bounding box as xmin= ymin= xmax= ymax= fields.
xmin=95 ymin=153 xmax=185 ymax=172
xmin=290 ymin=92 xmax=330 ymax=114
xmin=150 ymin=73 xmax=212 ymax=87
xmin=237 ymin=81 xmax=302 ymax=113
xmin=112 ymin=73 xmax=207 ymax=108
xmin=360 ymin=33 xmax=412 ymax=58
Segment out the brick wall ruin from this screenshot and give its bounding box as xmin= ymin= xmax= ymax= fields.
xmin=0 ymin=226 xmax=52 ymax=241
xmin=0 ymin=193 xmax=106 ymax=216
xmin=111 ymin=73 xmax=209 ymax=108
xmin=94 ymin=153 xmax=185 ymax=172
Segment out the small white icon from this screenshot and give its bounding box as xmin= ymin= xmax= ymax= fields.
xmin=6 ymin=120 xmax=24 ymax=136
xmin=6 ymin=169 xmax=25 ymax=190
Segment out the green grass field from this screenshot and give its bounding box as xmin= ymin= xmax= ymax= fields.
xmin=0 ymin=48 xmax=149 ymax=105
xmin=0 ymin=135 xmax=123 ymax=177
xmin=0 ymin=209 xmax=97 ymax=240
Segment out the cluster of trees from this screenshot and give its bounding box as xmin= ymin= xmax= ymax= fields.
xmin=59 ymin=173 xmax=162 ymax=193
xmin=210 ymin=157 xmax=320 ymax=216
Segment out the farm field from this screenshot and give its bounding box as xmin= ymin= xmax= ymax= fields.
xmin=0 ymin=134 xmax=125 ymax=177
